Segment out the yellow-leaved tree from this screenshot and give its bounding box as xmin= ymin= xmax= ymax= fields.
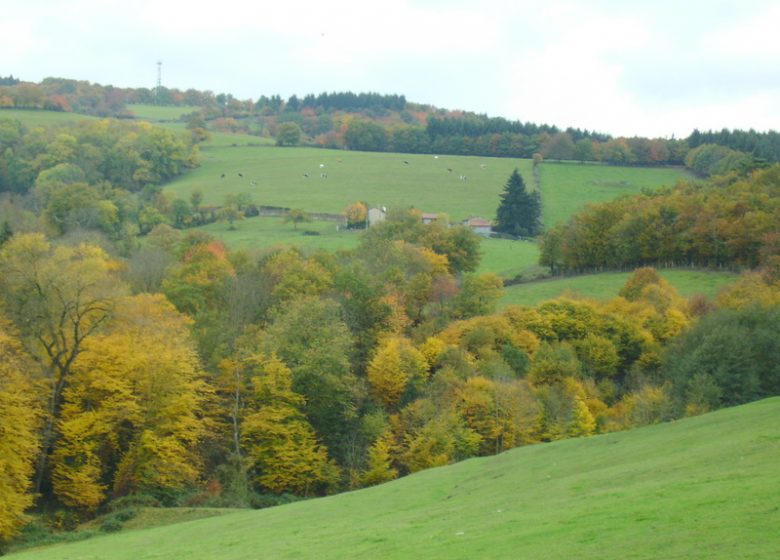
xmin=51 ymin=294 xmax=209 ymax=507
xmin=367 ymin=337 xmax=427 ymax=409
xmin=241 ymin=354 xmax=338 ymax=496
xmin=455 ymin=376 xmax=541 ymax=455
xmin=0 ymin=233 xmax=124 ymax=495
xmin=0 ymin=318 xmax=41 ymax=542
xmin=360 ymin=430 xmax=398 ymax=487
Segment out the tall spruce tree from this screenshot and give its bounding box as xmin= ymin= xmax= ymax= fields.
xmin=494 ymin=169 xmax=542 ymax=237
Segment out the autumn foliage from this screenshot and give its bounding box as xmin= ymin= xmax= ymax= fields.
xmin=0 ymin=198 xmax=779 ymax=543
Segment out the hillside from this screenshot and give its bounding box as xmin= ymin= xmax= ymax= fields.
xmin=501 ymin=269 xmax=738 ymax=307
xmin=164 ymin=147 xmax=536 ymax=222
xmin=12 ymin=398 xmax=780 ymax=560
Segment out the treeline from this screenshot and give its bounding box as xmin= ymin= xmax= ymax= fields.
xmin=0 ymin=116 xmax=201 ymax=244
xmin=282 ymin=92 xmax=406 ymax=114
xmin=539 ymin=165 xmax=780 ymax=273
xmin=689 ymin=128 xmax=780 ymax=163
xmin=427 ymin=114 xmax=574 ymax=139
xmin=684 ymin=143 xmax=757 ymax=177
xmin=0 ymin=75 xmax=21 ymax=86
xmin=3 ymin=77 xmax=779 ymax=170
xmin=0 ymin=77 xmax=130 ymax=116
xmin=2 ymin=210 xmax=779 ymax=547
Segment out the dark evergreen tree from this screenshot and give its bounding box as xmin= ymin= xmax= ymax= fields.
xmin=494 ymin=169 xmax=542 ymax=237
xmin=0 ymin=221 xmax=12 ymax=246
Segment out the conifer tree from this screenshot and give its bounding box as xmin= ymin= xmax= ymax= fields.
xmin=494 ymin=169 xmax=542 ymax=237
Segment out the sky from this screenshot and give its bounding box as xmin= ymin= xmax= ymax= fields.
xmin=2 ymin=0 xmax=779 ymax=138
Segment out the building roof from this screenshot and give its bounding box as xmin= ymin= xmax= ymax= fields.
xmin=464 ymin=217 xmax=492 ymax=227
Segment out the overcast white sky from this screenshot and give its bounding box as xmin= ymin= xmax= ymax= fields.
xmin=2 ymin=0 xmax=779 ymax=138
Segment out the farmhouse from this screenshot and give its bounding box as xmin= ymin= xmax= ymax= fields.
xmin=463 ymin=216 xmax=492 ymax=236
xmin=421 ymin=212 xmax=439 ymax=224
xmin=367 ymin=207 xmax=386 ymax=226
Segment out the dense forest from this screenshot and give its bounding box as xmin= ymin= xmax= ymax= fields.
xmin=2 ymin=205 xmax=779 ymax=548
xmin=1 ymin=78 xmax=780 ymax=551
xmin=539 ymin=166 xmax=780 ymax=273
xmin=0 ymin=115 xmax=202 ymax=246
xmin=2 ymin=77 xmax=779 ymax=174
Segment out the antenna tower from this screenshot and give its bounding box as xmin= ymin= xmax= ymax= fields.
xmin=156 ymin=61 xmax=162 ymax=104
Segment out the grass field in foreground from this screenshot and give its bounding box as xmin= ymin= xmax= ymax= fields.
xmin=539 ymin=162 xmax=690 ymax=228
xmin=500 ymin=269 xmax=738 ymax=307
xmin=165 ymin=147 xmax=534 ymax=222
xmin=13 ymin=398 xmax=780 ymax=560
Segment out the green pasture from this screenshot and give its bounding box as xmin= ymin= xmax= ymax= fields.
xmin=13 ymin=397 xmax=780 ymax=559
xmin=477 ymin=238 xmax=541 ymax=279
xmin=157 ymin=121 xmax=275 ymax=148
xmin=539 ymin=162 xmax=690 ymax=228
xmin=126 ymin=104 xmax=199 ymax=121
xmin=197 ymin=218 xmax=539 ymax=279
xmin=165 ymin=147 xmax=534 ymax=222
xmin=0 ymin=108 xmax=95 ymax=127
xmin=195 ymin=216 xmax=360 ymax=253
xmin=500 ymin=269 xmax=738 ymax=307
xmin=199 ymin=131 xmax=275 ymax=148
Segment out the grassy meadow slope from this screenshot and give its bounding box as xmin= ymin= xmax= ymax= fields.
xmin=476 ymin=238 xmax=541 ymax=278
xmin=14 ymin=398 xmax=780 ymax=560
xmin=501 ymin=269 xmax=739 ymax=307
xmin=539 ymin=162 xmax=690 ymax=228
xmin=0 ymin=108 xmax=96 ymax=127
xmin=126 ymin=104 xmax=199 ymax=121
xmin=165 ymin=148 xmax=535 ymax=222
xmin=194 ymin=216 xmax=362 ymax=253
xmin=196 ymin=217 xmax=542 ymax=279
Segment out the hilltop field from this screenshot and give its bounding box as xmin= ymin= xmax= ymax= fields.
xmin=1 ymin=103 xmax=774 ymax=560
xmin=11 ymin=397 xmax=780 ymax=560
xmin=1 ymin=108 xmax=729 ymax=303
xmin=162 ymin=139 xmax=705 ymax=299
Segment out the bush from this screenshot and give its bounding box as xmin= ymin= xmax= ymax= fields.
xmin=99 ymin=517 xmax=123 ymax=533
xmin=99 ymin=507 xmax=138 ymax=533
xmin=7 ymin=520 xmax=97 ymax=554
xmin=108 ymin=494 xmax=160 ymax=511
xmin=249 ymin=493 xmax=300 ymax=510
xmin=662 ymin=304 xmax=780 ymax=410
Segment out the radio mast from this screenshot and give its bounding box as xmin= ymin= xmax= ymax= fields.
xmin=155 ymin=61 xmax=162 ymax=104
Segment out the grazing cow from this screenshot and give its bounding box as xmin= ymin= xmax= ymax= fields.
xmin=403 ymin=160 xmax=409 ymax=165
xmin=303 ymin=173 xmax=309 ymax=178
xmin=320 ymin=172 xmax=328 ymax=178
xmin=319 ymin=163 xmax=325 ymax=168
xmin=220 ymin=173 xmax=225 ymax=179
xmin=447 ymin=168 xmax=453 ymax=172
